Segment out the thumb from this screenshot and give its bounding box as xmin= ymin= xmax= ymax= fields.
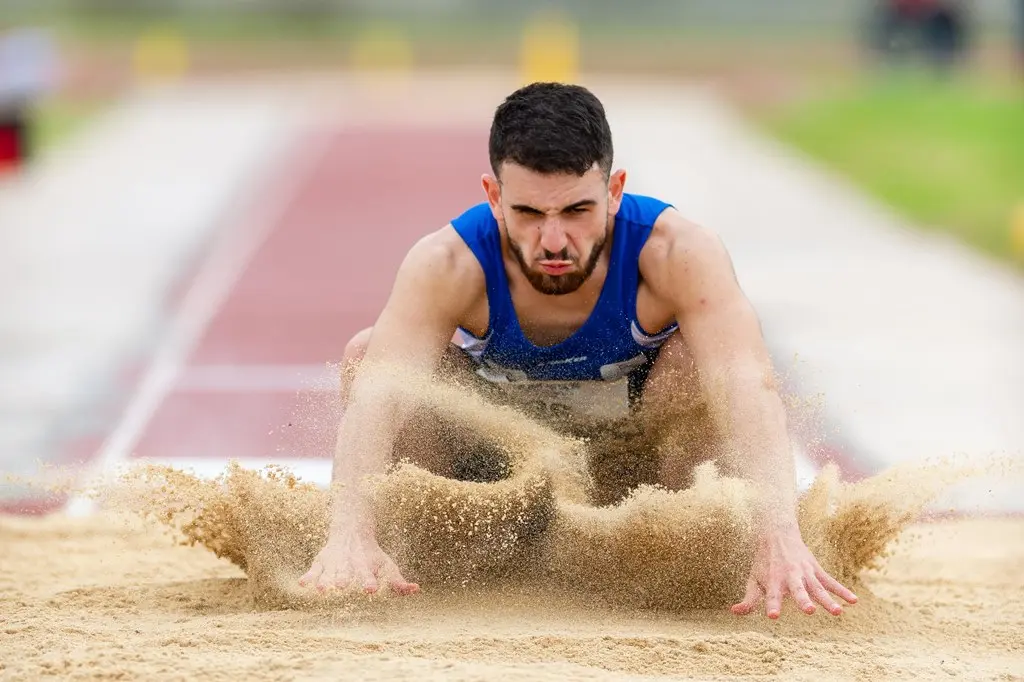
xmin=731 ymin=576 xmax=762 ymax=615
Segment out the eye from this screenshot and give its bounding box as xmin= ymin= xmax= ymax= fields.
xmin=565 ymin=206 xmax=589 ymax=215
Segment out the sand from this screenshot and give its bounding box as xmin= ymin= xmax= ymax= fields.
xmin=3 ymin=373 xmax=1023 ymax=681
xmin=3 ymin=510 xmax=1023 ymax=681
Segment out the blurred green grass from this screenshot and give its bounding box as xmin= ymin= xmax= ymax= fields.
xmin=756 ymin=74 xmax=1024 ymax=264
xmin=30 ymin=96 xmax=106 ymax=154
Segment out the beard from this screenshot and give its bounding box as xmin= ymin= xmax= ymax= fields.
xmin=506 ymin=222 xmax=610 ymax=296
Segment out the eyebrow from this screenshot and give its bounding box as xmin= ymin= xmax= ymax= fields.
xmin=510 ymin=199 xmax=597 ymax=213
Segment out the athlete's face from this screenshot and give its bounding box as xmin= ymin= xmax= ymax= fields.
xmin=483 ymin=162 xmax=626 ymax=296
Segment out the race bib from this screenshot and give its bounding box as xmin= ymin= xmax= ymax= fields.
xmin=488 ymin=376 xmax=631 ymax=421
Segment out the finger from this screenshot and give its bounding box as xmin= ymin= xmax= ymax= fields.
xmin=298 ymin=562 xmax=323 ymax=588
xmin=806 ymin=575 xmax=843 ymax=616
xmin=731 ymin=577 xmax=763 ymax=615
xmin=817 ymin=569 xmax=858 ymax=605
xmin=389 ymin=578 xmax=421 ymax=596
xmin=315 ymin=570 xmax=336 ymax=593
xmin=361 ymin=570 xmax=380 ymax=595
xmin=764 ymin=585 xmax=783 ymax=620
xmin=788 ymin=574 xmax=816 ymax=615
xmin=318 ymin=566 xmax=354 ymax=593
xmin=376 ymin=559 xmax=420 ymax=596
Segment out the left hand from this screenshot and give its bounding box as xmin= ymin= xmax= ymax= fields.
xmin=731 ymin=527 xmax=858 ymax=619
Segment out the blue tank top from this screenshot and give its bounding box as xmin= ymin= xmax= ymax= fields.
xmin=450 ymin=193 xmax=679 ymax=384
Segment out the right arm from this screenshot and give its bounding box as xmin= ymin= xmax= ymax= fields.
xmin=329 ymin=227 xmax=479 ymax=537
xmin=300 ymin=226 xmax=481 ymax=594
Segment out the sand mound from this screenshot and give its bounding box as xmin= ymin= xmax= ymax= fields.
xmin=107 ymin=454 xmax=982 ymax=612
xmin=94 ymin=368 xmax=991 ymax=616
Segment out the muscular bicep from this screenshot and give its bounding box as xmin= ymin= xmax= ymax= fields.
xmin=646 ymin=214 xmax=771 ymax=375
xmin=359 ymin=227 xmax=477 ymax=378
xmin=681 ymin=258 xmax=767 ymax=366
xmin=329 ymin=227 xmax=479 ymax=499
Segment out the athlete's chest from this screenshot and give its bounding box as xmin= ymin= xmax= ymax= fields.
xmin=514 ymin=295 xmax=596 ymax=347
xmin=460 ymin=277 xmax=674 ymax=346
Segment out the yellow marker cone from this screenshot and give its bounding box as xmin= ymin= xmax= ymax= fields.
xmin=1011 ymin=202 xmax=1024 ymax=262
xmin=348 ymin=22 xmax=416 ymax=101
xmin=349 ymin=22 xmax=414 ymax=73
xmin=132 ymin=26 xmax=189 ymax=84
xmin=519 ymin=10 xmax=580 ymax=85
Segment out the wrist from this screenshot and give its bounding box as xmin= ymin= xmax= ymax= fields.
xmin=327 ymin=512 xmax=375 ymax=545
xmin=757 ymin=510 xmax=800 ymax=537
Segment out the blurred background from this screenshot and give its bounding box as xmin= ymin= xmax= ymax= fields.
xmin=2 ymin=0 xmax=1022 ymax=262
xmin=1 ymin=1 xmax=1022 ymax=513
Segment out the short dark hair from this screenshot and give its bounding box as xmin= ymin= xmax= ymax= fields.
xmin=488 ymin=82 xmax=613 ymax=179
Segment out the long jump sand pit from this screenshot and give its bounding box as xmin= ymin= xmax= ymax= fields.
xmin=3 ymin=510 xmax=1021 ymax=680
xmin=3 ymin=377 xmax=1022 ymax=681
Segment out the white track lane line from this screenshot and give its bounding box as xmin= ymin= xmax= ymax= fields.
xmin=141 ymin=362 xmax=823 ymax=492
xmin=174 ymin=364 xmax=337 ymax=392
xmin=64 ymin=128 xmax=331 ymax=517
xmin=133 ymin=451 xmax=818 ymax=495
xmin=793 ymin=441 xmax=820 ymax=493
xmin=130 ymin=456 xmax=333 ymax=487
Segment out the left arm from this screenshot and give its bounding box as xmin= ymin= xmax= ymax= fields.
xmin=643 ymin=210 xmax=857 ymax=618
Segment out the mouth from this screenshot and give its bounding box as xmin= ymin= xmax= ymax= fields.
xmin=538 ymin=260 xmax=574 ymax=276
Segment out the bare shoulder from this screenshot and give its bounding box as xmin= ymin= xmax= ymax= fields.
xmin=389 ymin=224 xmax=485 ymax=319
xmin=403 ymin=224 xmax=484 ymax=289
xmin=639 ymin=207 xmax=738 ymax=305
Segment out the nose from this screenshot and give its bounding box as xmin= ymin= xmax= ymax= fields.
xmin=538 ymin=218 xmax=568 ymax=256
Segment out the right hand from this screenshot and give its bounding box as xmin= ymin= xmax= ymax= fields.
xmin=298 ymin=532 xmax=420 ymax=596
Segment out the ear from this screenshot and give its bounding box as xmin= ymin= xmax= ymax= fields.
xmin=607 ymin=168 xmax=627 ymax=214
xmin=481 ymin=173 xmax=502 ymax=222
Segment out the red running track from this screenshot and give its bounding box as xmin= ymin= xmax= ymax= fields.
xmin=5 ymin=118 xmax=863 ymax=516
xmin=109 ymin=125 xmax=488 ymax=479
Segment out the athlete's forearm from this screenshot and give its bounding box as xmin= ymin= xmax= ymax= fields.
xmin=326 ymin=381 xmax=407 ymax=540
xmin=704 ymin=359 xmax=799 ymax=530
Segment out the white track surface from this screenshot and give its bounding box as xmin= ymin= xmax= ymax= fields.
xmin=1 ymin=72 xmax=1021 ymax=515
xmin=0 ymin=82 xmax=311 ymax=504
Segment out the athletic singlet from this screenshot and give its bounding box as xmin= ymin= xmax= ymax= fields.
xmin=450 ymin=193 xmax=679 ymax=392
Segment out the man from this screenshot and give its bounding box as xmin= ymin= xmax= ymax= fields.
xmin=0 ymin=24 xmax=56 ymax=174
xmin=298 ymin=82 xmax=858 ymax=619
